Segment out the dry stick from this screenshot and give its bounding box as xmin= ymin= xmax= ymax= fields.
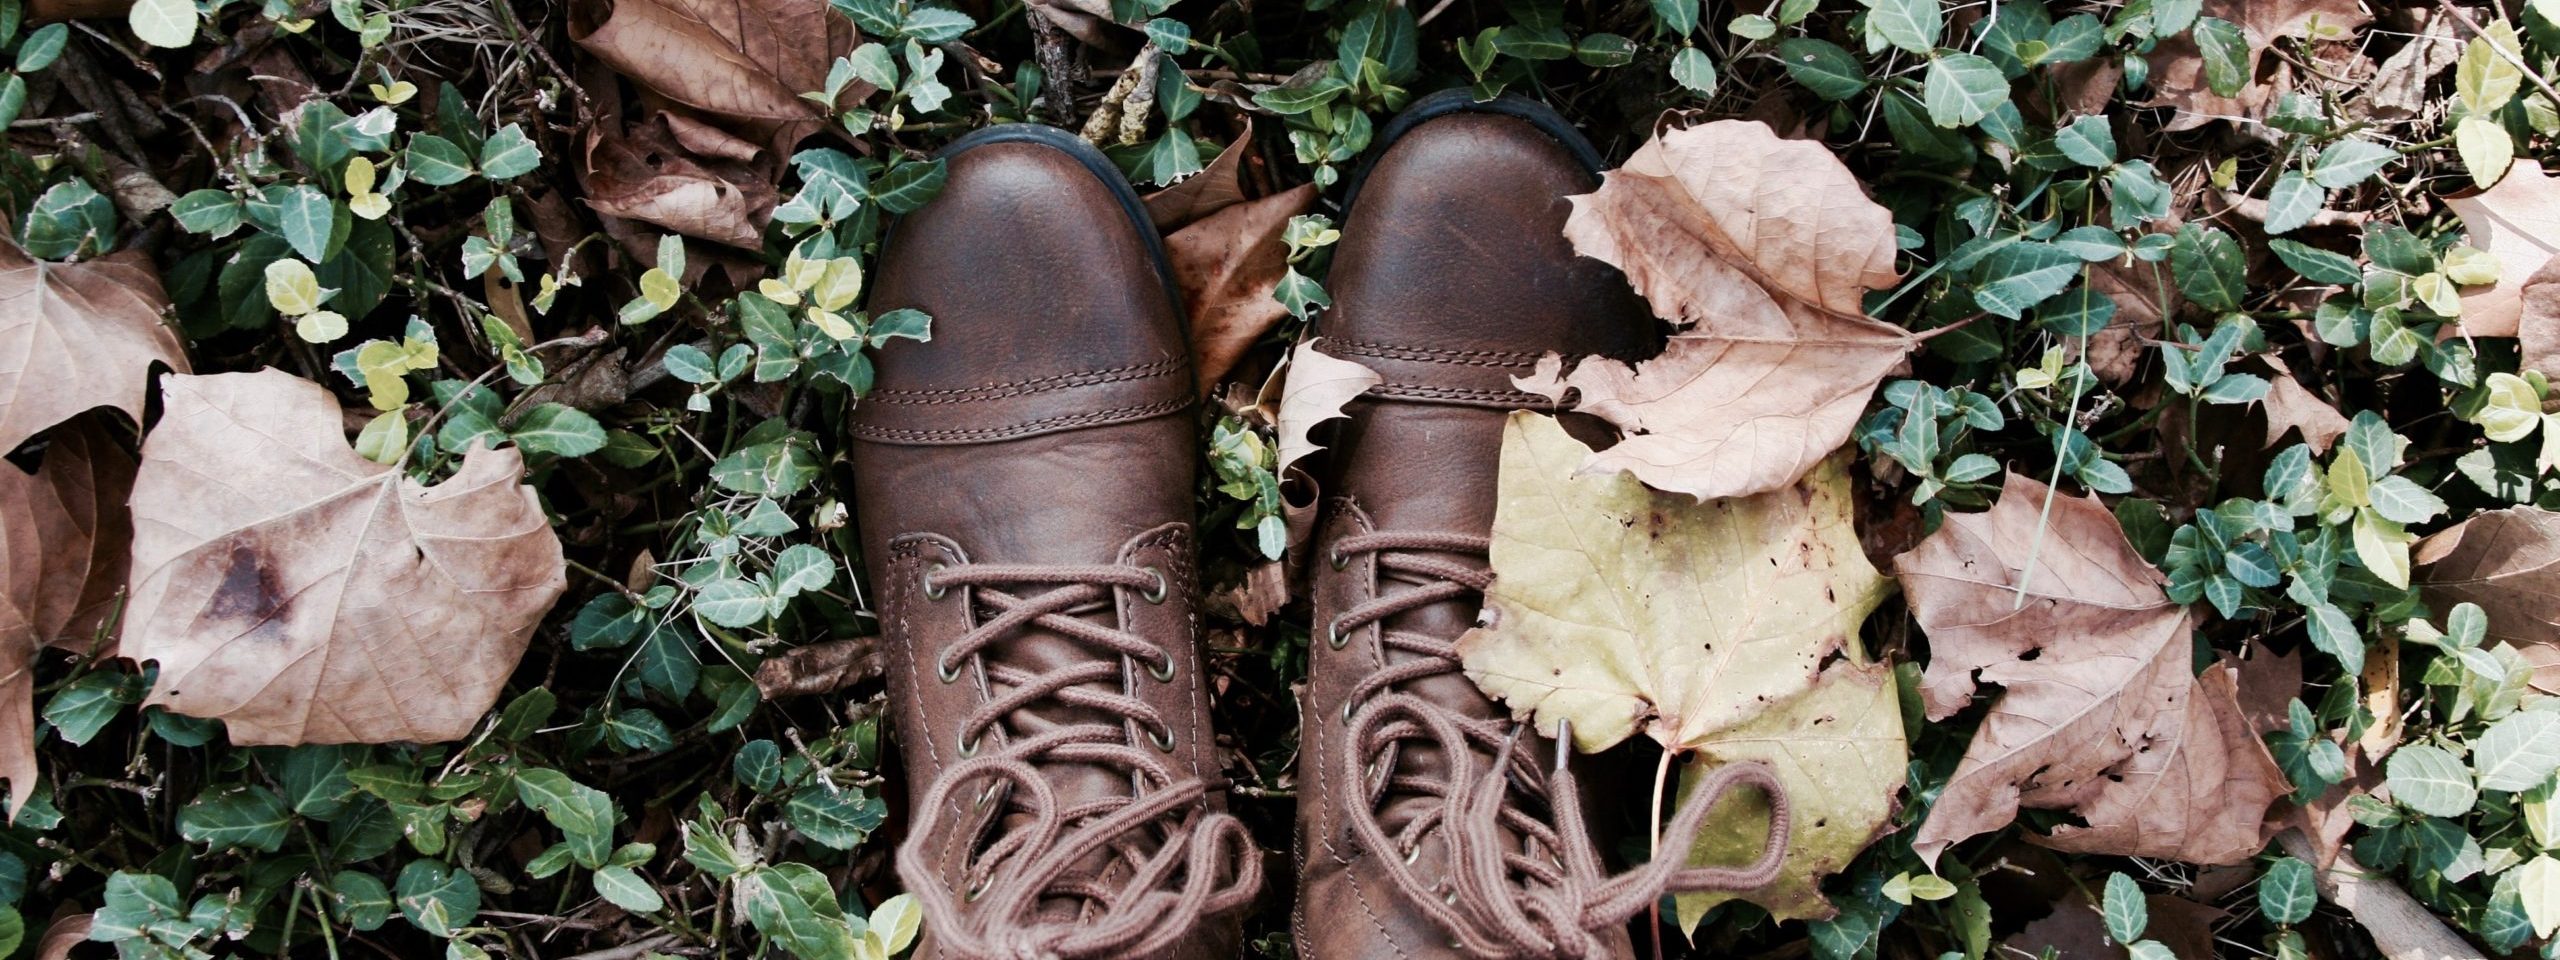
xmin=2277 ymin=832 xmax=2480 ymax=960
xmin=2438 ymin=0 xmax=2560 ymax=111
xmin=1027 ymin=5 xmax=1079 ymax=124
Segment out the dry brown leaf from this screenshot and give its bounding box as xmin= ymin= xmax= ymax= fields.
xmin=2258 ymin=355 xmax=2349 ymax=453
xmin=1143 ymin=121 xmax=1256 ymax=231
xmin=1528 ymin=120 xmax=1910 ymax=501
xmin=123 ymin=370 xmax=566 ymax=745
xmin=2448 ymin=159 xmax=2560 ymax=338
xmin=2518 ymin=255 xmax=2560 ymax=378
xmin=1900 ymin=472 xmax=2286 ymax=866
xmin=1274 ymin=338 xmax=1381 ymax=553
xmin=0 ymin=418 xmax=134 ymax=815
xmin=579 ymin=110 xmax=780 ymax=250
xmin=1165 ymin=183 xmax=1316 ymax=393
xmin=2036 ymin=662 xmax=2289 ymax=862
xmin=2083 ymin=252 xmax=2178 ymax=384
xmin=2144 ymin=0 xmax=2369 ymax=132
xmin=0 ymin=239 xmax=187 ymax=456
xmin=753 ymin=636 xmax=881 ymax=699
xmin=2354 ymin=10 xmax=2461 ymax=122
xmin=2416 ymin=507 xmax=2560 ymax=693
xmin=1274 ymin=338 xmax=1379 ymax=480
xmin=569 ymin=0 xmax=861 ymax=157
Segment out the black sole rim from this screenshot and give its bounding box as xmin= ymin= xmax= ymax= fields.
xmin=1338 ymin=88 xmax=1608 ymax=215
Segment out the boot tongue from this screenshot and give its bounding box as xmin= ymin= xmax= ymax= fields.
xmin=1331 ymin=399 xmax=1516 ymax=831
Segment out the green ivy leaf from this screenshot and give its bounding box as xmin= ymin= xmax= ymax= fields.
xmin=1775 ymin=38 xmax=1867 ymax=100
xmin=477 ymin=123 xmax=540 ymax=180
xmin=1922 ymin=53 xmax=2008 ymax=128
xmin=405 ymin=134 xmax=475 ymax=186
xmin=509 ymin=403 xmax=606 ymax=457
xmin=2384 ymin=744 xmax=2480 ymax=818
xmin=178 ymin=785 xmax=291 ymax=852
xmin=2191 ymin=17 xmax=2249 ymax=96
xmin=395 ymin=860 xmax=482 ymax=938
xmin=1863 ymin=0 xmax=1941 ymax=55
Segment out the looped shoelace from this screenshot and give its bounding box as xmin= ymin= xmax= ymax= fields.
xmin=898 ymin=561 xmax=1262 ymax=960
xmin=1330 ymin=532 xmax=1792 ymax=959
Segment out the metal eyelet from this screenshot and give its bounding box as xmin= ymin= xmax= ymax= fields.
xmin=1329 ymin=547 xmax=1350 ymax=571
xmin=1403 ymin=845 xmax=1423 ymax=865
xmin=1326 ymin=620 xmax=1350 ymax=649
xmin=957 ymin=729 xmax=982 ymax=757
xmin=937 ymin=657 xmax=963 ymax=684
xmin=1342 ymin=699 xmax=1357 ymax=723
xmin=1141 ymin=566 xmax=1169 ymax=604
xmin=921 ymin=563 xmax=949 ymax=601
xmin=965 ymin=875 xmax=993 ymax=901
xmin=1148 ymin=725 xmax=1177 ymax=752
xmin=1148 ymin=656 xmax=1177 ymax=683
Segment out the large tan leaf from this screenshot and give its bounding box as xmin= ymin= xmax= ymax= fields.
xmin=1529 ymin=120 xmax=1912 ymax=501
xmin=569 ymin=0 xmax=860 ymax=156
xmin=0 ymin=239 xmax=188 ymax=456
xmin=2417 ymin=507 xmax=2560 ymax=694
xmin=123 ymin=370 xmax=566 ymax=745
xmin=1672 ymin=658 xmax=1905 ymax=925
xmin=1899 ymin=473 xmax=2285 ymax=866
xmin=0 ymin=418 xmax=134 ymax=815
xmin=1164 ymin=183 xmax=1317 ymax=393
xmin=2449 ymin=159 xmax=2560 ymax=338
xmin=1456 ymin=413 xmax=1892 ymax=754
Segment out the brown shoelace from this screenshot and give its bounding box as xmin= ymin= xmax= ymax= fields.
xmin=1329 ymin=532 xmax=1791 ymax=959
xmin=899 ymin=562 xmax=1260 ymax=959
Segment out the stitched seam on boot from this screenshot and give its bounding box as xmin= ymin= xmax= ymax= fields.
xmin=866 ymin=357 xmax=1185 ymax=404
xmin=1332 ymin=339 xmax=1545 ymax=367
xmin=848 ymin=396 xmax=1191 ymax=441
xmin=1369 ymin=382 xmax=1553 ymax=405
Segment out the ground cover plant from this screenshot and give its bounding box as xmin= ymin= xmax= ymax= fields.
xmin=2 ymin=0 xmax=2559 ymax=957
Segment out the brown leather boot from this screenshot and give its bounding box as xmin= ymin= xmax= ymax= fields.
xmin=852 ymin=125 xmax=1258 ymax=960
xmin=1293 ymin=93 xmax=1751 ymax=960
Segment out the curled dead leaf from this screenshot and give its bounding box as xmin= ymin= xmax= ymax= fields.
xmin=1900 ymin=473 xmax=2286 ymax=866
xmin=123 ymin=370 xmax=566 ymax=745
xmin=2416 ymin=507 xmax=2560 ymax=694
xmin=1273 ymin=339 xmax=1381 ymax=555
xmin=580 ymin=110 xmax=780 ymax=250
xmin=753 ymin=636 xmax=882 ymax=699
xmin=1531 ymin=120 xmax=1912 ymax=501
xmin=0 ymin=239 xmax=188 ymax=456
xmin=1165 ymin=183 xmax=1316 ymax=393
